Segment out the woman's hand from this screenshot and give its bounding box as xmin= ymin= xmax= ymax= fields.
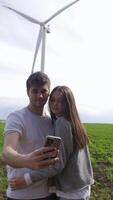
xmin=9 ymin=177 xmax=27 ymax=190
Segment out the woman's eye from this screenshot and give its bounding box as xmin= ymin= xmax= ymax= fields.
xmin=50 ymin=99 xmax=54 ymax=103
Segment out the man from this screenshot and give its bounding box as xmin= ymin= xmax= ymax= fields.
xmin=2 ymin=71 xmax=59 ymax=200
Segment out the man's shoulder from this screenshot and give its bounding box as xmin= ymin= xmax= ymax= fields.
xmin=43 ymin=115 xmax=52 ymax=124
xmin=7 ymin=107 xmax=26 ymax=120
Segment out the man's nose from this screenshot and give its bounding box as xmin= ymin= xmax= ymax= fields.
xmin=37 ymin=92 xmax=43 ymax=98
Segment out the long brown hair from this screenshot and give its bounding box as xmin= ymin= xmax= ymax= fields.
xmin=49 ymin=86 xmax=90 ymax=149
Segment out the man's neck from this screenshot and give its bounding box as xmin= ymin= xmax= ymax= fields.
xmin=27 ymin=105 xmax=43 ymax=116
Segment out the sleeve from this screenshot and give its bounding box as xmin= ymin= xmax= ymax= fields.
xmin=4 ymin=112 xmax=24 ymax=136
xmin=26 ymin=117 xmax=74 ymax=183
xmin=29 ymin=143 xmax=65 ymax=183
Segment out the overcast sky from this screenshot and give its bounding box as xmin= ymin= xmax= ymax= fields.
xmin=0 ymin=0 xmax=113 ymax=122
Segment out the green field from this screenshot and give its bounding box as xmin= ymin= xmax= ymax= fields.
xmin=0 ymin=122 xmax=7 ymax=200
xmin=0 ymin=122 xmax=113 ymax=199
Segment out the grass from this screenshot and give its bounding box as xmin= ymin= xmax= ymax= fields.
xmin=0 ymin=122 xmax=7 ymax=199
xmin=85 ymin=123 xmax=113 ymax=199
xmin=0 ymin=121 xmax=113 ymax=199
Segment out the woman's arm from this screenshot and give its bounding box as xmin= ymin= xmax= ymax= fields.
xmin=9 ymin=146 xmax=64 ymax=190
xmin=27 ymin=118 xmax=73 ymax=184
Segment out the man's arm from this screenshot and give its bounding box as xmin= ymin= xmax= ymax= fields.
xmin=2 ymin=132 xmax=25 ymax=167
xmin=2 ymin=133 xmax=59 ymax=169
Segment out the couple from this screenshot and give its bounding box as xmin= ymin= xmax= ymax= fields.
xmin=2 ymin=71 xmax=94 ymax=200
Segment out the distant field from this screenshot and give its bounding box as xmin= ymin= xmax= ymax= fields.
xmin=0 ymin=121 xmax=113 ymax=199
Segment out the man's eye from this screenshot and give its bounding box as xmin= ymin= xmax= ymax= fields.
xmin=32 ymin=89 xmax=37 ymax=93
xmin=41 ymin=90 xmax=48 ymax=94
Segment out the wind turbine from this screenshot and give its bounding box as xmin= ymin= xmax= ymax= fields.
xmin=3 ymin=0 xmax=80 ymax=73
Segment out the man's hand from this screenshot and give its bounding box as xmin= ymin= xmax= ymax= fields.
xmin=2 ymin=132 xmax=59 ymax=169
xmin=24 ymin=147 xmax=59 ymax=169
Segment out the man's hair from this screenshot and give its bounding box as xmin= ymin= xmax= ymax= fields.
xmin=26 ymin=71 xmax=50 ymax=91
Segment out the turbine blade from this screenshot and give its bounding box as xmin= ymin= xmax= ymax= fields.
xmin=41 ymin=27 xmax=46 ymax=72
xmin=44 ymin=0 xmax=80 ymax=24
xmin=3 ymin=5 xmax=42 ymax=25
xmin=31 ymin=26 xmax=43 ymax=73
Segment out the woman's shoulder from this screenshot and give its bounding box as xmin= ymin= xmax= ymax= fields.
xmin=55 ymin=117 xmax=73 ymax=147
xmin=56 ymin=116 xmax=68 ymax=123
xmin=56 ymin=117 xmax=71 ymax=128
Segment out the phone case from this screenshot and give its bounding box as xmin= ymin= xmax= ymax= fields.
xmin=45 ymin=135 xmax=61 ymax=149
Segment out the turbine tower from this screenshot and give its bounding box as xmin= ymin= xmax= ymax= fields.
xmin=4 ymin=0 xmax=80 ymax=73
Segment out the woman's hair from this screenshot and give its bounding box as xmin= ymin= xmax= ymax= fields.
xmin=49 ymin=86 xmax=90 ymax=148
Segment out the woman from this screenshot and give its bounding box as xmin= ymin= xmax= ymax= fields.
xmin=9 ymin=86 xmax=94 ymax=200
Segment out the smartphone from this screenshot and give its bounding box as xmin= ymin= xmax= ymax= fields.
xmin=45 ymin=135 xmax=61 ymax=149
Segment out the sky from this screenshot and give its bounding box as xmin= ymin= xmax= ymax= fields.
xmin=0 ymin=0 xmax=113 ymax=123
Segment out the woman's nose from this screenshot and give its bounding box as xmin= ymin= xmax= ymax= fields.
xmin=53 ymin=101 xmax=58 ymax=106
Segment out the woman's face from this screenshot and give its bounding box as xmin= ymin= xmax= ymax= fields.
xmin=50 ymin=90 xmax=63 ymax=117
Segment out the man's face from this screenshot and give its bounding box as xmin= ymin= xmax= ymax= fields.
xmin=27 ymin=84 xmax=50 ymax=109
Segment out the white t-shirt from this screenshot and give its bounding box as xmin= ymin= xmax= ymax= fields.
xmin=4 ymin=107 xmax=53 ymax=199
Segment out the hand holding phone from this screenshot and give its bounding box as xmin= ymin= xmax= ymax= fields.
xmin=45 ymin=135 xmax=61 ymax=149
